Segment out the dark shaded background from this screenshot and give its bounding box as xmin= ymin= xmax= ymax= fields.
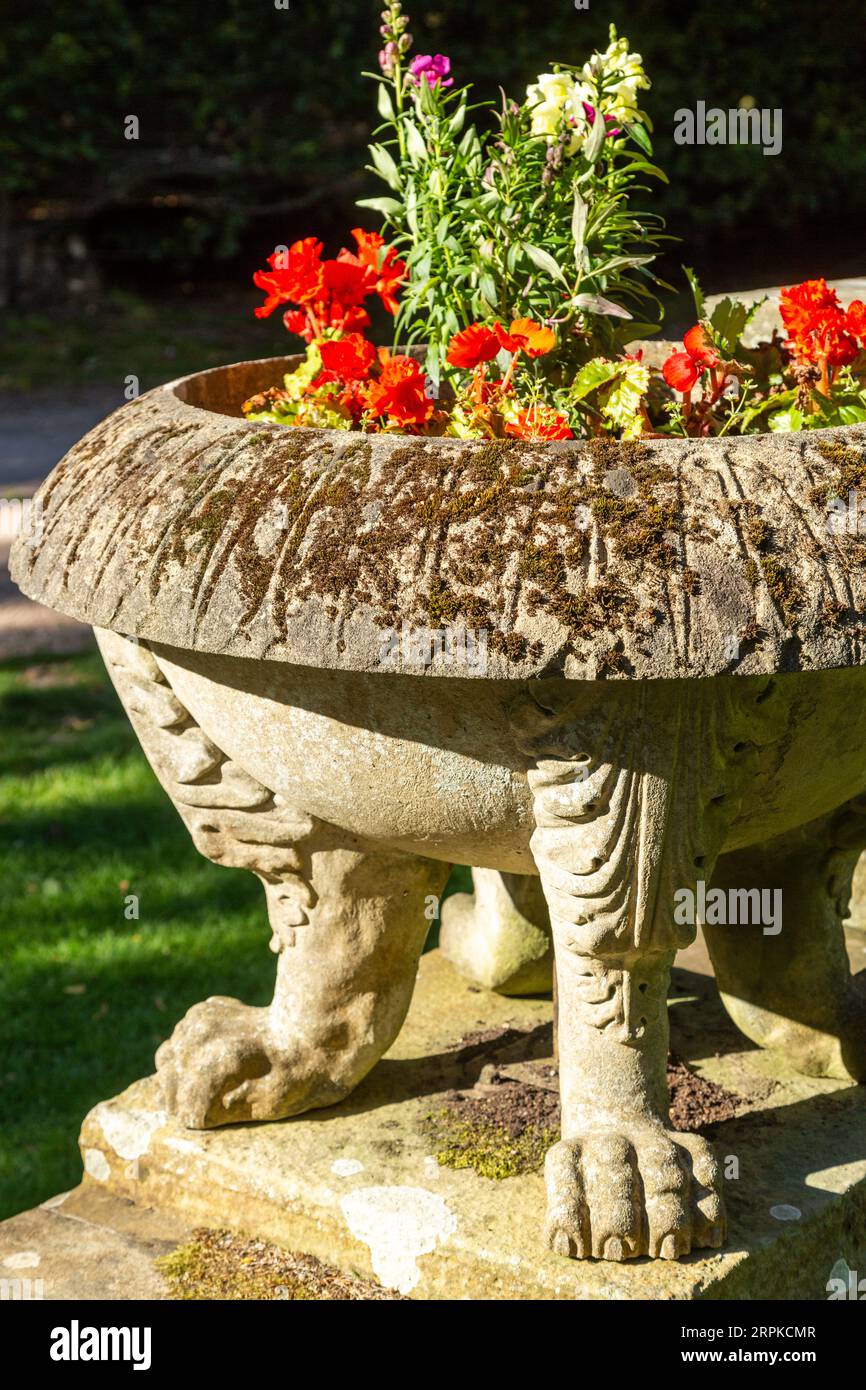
xmin=1 ymin=0 xmax=865 ymax=353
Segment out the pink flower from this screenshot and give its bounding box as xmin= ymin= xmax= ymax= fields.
xmin=580 ymin=102 xmax=621 ymax=138
xmin=408 ymin=53 xmax=453 ymax=88
xmin=378 ymin=42 xmax=398 ymax=77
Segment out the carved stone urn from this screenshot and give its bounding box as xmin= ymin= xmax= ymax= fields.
xmin=11 ymin=355 xmax=866 ymax=1265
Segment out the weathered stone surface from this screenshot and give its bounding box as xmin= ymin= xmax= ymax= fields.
xmin=9 ymin=357 xmax=866 ymax=1268
xmin=440 ymin=868 xmax=554 ymax=994
xmin=847 ymin=856 xmax=866 ymax=928
xmin=75 ymin=949 xmax=866 ymax=1300
xmin=0 ymin=1186 xmax=188 ymax=1300
xmin=9 ymin=354 xmax=866 ymax=682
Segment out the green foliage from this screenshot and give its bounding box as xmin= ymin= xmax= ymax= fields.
xmin=364 ymin=22 xmax=667 ymax=384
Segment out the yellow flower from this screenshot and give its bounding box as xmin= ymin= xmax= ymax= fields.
xmin=526 ymin=71 xmax=574 ymax=139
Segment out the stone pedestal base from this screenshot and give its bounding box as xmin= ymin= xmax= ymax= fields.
xmin=5 ymin=944 xmax=866 ymax=1300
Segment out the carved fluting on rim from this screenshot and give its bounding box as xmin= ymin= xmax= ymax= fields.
xmin=8 ymin=363 xmax=866 ymax=680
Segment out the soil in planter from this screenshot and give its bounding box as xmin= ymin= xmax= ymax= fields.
xmin=422 ymin=1052 xmax=747 ymax=1180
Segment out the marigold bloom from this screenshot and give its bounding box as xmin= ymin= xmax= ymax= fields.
xmin=344 ymin=228 xmax=407 ymax=316
xmin=446 ymin=323 xmax=501 ymax=369
xmin=253 ymin=238 xmax=325 ymax=318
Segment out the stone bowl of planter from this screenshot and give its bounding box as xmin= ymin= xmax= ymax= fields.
xmin=11 ymin=355 xmax=866 ymax=1264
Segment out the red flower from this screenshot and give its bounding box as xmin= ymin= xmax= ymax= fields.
xmin=282 ymin=309 xmax=311 ymax=339
xmin=253 ymin=238 xmax=324 ymax=318
xmin=779 ymin=279 xmax=858 ymax=366
xmin=322 ymin=257 xmax=370 ymax=310
xmin=682 ymin=324 xmax=720 ymax=368
xmin=496 ymin=317 xmax=557 ymax=358
xmin=254 ymin=230 xmax=405 ymax=342
xmin=447 ymin=323 xmax=501 ymax=369
xmin=846 ymin=299 xmax=866 ymax=342
xmin=505 ymin=405 xmax=573 ymax=440
xmin=363 ymin=353 xmax=434 ymax=428
xmin=319 ymin=333 xmax=377 ymax=381
xmin=662 ymin=352 xmax=700 ymax=393
xmin=662 ymin=324 xmax=720 ymax=393
xmin=816 ymin=319 xmax=859 ymax=368
xmin=345 ymin=228 xmax=407 ymax=316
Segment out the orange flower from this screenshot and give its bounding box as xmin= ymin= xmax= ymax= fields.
xmin=505 ymin=405 xmax=573 ymax=440
xmin=498 ymin=317 xmax=557 ymax=358
xmin=363 ymin=353 xmax=434 ymax=428
xmin=447 ymin=323 xmax=501 ymax=369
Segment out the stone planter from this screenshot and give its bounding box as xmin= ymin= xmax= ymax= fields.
xmin=11 ymin=355 xmax=866 ymax=1265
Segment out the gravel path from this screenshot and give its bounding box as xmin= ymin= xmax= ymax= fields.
xmin=0 ymin=388 xmax=119 ymax=657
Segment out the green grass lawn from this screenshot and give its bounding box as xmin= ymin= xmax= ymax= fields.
xmin=0 ymin=650 xmax=468 ymax=1220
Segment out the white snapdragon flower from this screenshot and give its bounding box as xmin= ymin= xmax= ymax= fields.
xmin=525 ymin=71 xmax=594 ymax=153
xmin=584 ymin=33 xmax=650 ymax=125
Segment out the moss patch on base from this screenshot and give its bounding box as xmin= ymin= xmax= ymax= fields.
xmin=157 ymin=1227 xmax=404 ymax=1300
xmin=422 ymin=1072 xmax=560 ymax=1179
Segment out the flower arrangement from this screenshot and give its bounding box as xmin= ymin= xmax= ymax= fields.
xmin=243 ymin=5 xmax=866 ymax=441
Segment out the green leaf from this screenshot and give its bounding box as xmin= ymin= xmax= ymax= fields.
xmin=590 ymin=253 xmax=655 ymax=277
xmin=583 ymin=114 xmax=606 ymax=165
xmin=356 ymin=196 xmax=402 ymax=217
xmin=623 ymin=121 xmax=653 ymax=155
xmin=745 ymin=296 xmax=770 ymax=330
xmin=448 ymin=99 xmax=467 ymax=137
xmin=571 ymin=188 xmax=588 ymax=267
xmin=458 ymin=127 xmax=480 ymax=158
xmin=768 ymin=407 xmax=804 ymax=433
xmin=572 ymin=293 xmax=632 ymax=319
xmin=683 ymin=266 xmax=705 ymax=320
xmin=740 ymin=388 xmax=797 ymax=430
xmin=479 ymin=273 xmax=498 ymax=310
xmin=369 ymin=144 xmax=401 ymax=191
xmin=709 ymin=297 xmax=749 ymax=355
xmin=377 ymin=83 xmax=395 ymax=122
xmin=570 ymin=357 xmax=623 ymax=402
xmin=404 ymin=119 xmax=427 ymax=164
xmin=524 ymin=243 xmax=567 ymax=283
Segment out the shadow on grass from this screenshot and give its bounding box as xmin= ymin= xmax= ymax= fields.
xmin=0 ymin=650 xmax=471 ymax=1220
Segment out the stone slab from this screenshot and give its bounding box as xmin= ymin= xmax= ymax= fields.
xmin=72 ymin=945 xmax=866 ymax=1300
xmin=0 ymin=1186 xmax=190 ymax=1300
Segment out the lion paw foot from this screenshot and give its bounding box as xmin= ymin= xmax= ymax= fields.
xmin=155 ymin=996 xmax=341 ymax=1127
xmin=544 ymin=1124 xmax=725 ymax=1261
